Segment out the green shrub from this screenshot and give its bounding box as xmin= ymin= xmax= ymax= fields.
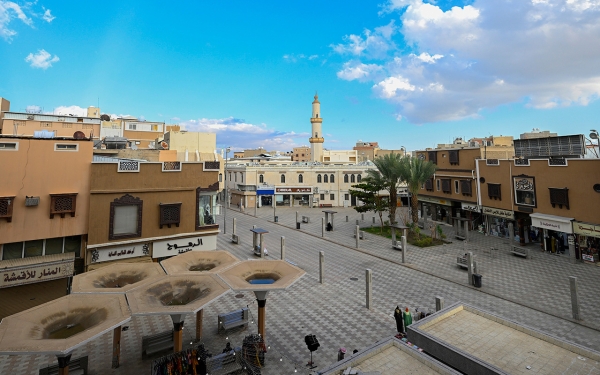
xmin=414 ymin=237 xmax=433 ymax=247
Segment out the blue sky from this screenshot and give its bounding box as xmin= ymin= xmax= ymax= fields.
xmin=2 ymin=0 xmax=600 ymax=152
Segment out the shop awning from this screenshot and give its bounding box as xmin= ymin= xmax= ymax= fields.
xmin=529 ymin=213 xmax=574 ymax=233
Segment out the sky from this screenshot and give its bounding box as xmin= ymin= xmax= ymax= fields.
xmin=1 ymin=0 xmax=600 ymax=152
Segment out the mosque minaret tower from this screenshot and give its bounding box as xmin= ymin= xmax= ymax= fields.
xmin=309 ymin=93 xmax=324 ymax=162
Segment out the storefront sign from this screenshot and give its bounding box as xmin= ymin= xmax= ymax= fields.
xmin=573 ymin=222 xmax=600 ymax=238
xmin=153 ymin=235 xmax=217 ymax=258
xmin=461 ymin=203 xmax=480 ymax=212
xmin=1 ymin=259 xmax=74 ymax=288
xmin=90 ymin=243 xmax=150 ymax=263
xmin=582 ymin=254 xmax=595 ymax=262
xmin=275 ymin=187 xmax=312 ymax=193
xmin=418 ymin=196 xmax=452 ymax=206
xmin=530 ymin=214 xmax=573 ymax=234
xmin=482 ymin=207 xmax=514 ymax=220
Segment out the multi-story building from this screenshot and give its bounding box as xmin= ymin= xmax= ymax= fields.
xmin=292 ymin=146 xmax=311 ymax=162
xmin=86 ymin=159 xmax=221 ymax=270
xmin=0 ymin=136 xmax=92 ymax=319
xmin=354 ymin=141 xmax=408 ymax=161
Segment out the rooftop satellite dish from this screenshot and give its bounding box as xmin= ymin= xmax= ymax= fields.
xmin=73 ymin=131 xmax=86 ymax=140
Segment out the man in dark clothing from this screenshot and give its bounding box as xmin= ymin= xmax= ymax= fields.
xmin=394 ymin=305 xmax=405 ymax=333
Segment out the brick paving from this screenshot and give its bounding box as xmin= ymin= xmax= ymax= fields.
xmin=1 ymin=206 xmax=599 ymax=375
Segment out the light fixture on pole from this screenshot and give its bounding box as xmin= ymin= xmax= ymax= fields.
xmin=224 ymin=147 xmax=231 ymax=234
xmin=590 ymin=130 xmax=599 ymax=158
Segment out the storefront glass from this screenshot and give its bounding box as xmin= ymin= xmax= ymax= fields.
xmin=486 ymin=216 xmax=512 ymax=238
xmin=45 ymin=237 xmax=64 ymax=255
xmin=577 ymin=236 xmax=599 ymax=262
xmin=64 ymin=236 xmax=82 ymax=257
xmin=24 ymin=240 xmax=43 ymax=258
xmin=2 ymin=242 xmax=23 ymax=260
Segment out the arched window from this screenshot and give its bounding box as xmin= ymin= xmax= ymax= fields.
xmin=219 ymin=173 xmax=223 ymax=182
xmin=357 ymin=174 xmax=362 ymax=182
xmin=241 ymin=173 xmax=243 ymax=183
xmin=298 ymin=174 xmax=303 ymax=183
xmin=344 ymin=174 xmax=349 ymax=183
xmin=317 ymin=174 xmax=322 ymax=183
xmin=330 ymin=174 xmax=335 ymax=183
xmin=281 ymin=174 xmax=286 ymax=183
xmin=351 ymin=174 xmax=355 ymax=183
xmin=324 ymin=174 xmax=329 ymax=183
xmin=234 ymin=172 xmax=237 ymax=182
xmin=259 ymin=174 xmax=264 ymax=183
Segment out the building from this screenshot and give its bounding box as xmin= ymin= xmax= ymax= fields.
xmin=353 ymin=141 xmax=407 ymax=161
xmin=292 ymin=146 xmax=311 ymax=162
xmin=309 ymin=94 xmax=324 ymax=162
xmin=86 ymin=159 xmax=221 ymax=270
xmin=0 ymin=136 xmax=92 ymax=319
xmin=520 ymin=128 xmax=558 ymax=139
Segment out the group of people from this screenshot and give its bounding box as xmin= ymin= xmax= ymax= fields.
xmin=393 ymin=306 xmax=413 ymax=334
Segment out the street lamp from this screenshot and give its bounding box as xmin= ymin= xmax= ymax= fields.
xmin=224 ymin=147 xmax=231 ymax=234
xmin=400 ymin=146 xmax=406 ymax=156
xmin=590 ymin=130 xmax=599 ymax=158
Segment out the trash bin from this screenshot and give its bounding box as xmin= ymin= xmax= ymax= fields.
xmin=274 ymin=216 xmax=279 ymax=222
xmin=296 ymin=222 xmax=301 ymax=229
xmin=472 ymin=274 xmax=482 ymax=288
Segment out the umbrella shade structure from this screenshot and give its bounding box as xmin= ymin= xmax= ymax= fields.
xmin=125 ymin=274 xmax=231 ymax=316
xmin=71 ymin=263 xmax=166 ymax=294
xmin=0 ymin=294 xmax=130 ymax=356
xmin=217 ymin=259 xmax=305 ymax=292
xmin=160 ymin=250 xmax=240 ymax=275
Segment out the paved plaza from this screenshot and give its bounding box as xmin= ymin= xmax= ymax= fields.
xmin=1 ymin=206 xmax=599 ymax=375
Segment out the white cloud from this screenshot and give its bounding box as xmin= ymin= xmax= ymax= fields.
xmin=331 ymin=20 xmax=397 ymax=59
xmin=334 ymin=0 xmax=600 ymax=123
xmin=53 ymin=105 xmax=87 ymax=116
xmin=0 ymin=1 xmax=33 ymax=41
xmin=42 ymin=8 xmax=55 ymax=23
xmin=25 ymin=49 xmax=59 ymax=69
xmin=337 ymin=61 xmax=383 ymax=82
xmin=26 ymin=105 xmax=41 ymax=113
xmin=180 ymin=117 xmax=309 ymax=151
xmin=283 ymin=53 xmax=319 ymax=63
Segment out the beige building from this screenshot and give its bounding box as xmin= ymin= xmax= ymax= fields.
xmin=292 ymin=146 xmax=311 ymax=162
xmin=323 ymin=149 xmax=358 ymax=163
xmin=354 ymin=141 xmax=407 ymax=161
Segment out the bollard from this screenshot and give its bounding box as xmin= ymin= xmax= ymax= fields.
xmin=467 ymin=252 xmax=474 ymax=285
xmin=366 ymin=269 xmax=372 ymax=310
xmin=296 ymin=211 xmax=299 ymax=224
xmin=361 ymin=213 xmax=364 ymax=221
xmin=435 ymin=297 xmax=444 ymax=312
xmin=356 ymin=226 xmax=360 ymax=248
xmin=321 ymin=217 xmax=325 ymax=237
xmin=356 ymin=219 xmax=359 ymax=225
xmin=319 ymin=251 xmax=324 ymax=284
xmin=401 ymin=235 xmax=407 ymax=264
xmin=372 ymin=217 xmax=375 ymax=224
xmin=252 ymin=225 xmax=256 ymax=229
xmin=232 ymin=218 xmax=237 ymax=235
xmin=569 ymin=276 xmax=581 ymax=320
xmin=281 ymin=236 xmax=285 ymax=260
xmin=346 ymin=215 xmax=348 ymax=222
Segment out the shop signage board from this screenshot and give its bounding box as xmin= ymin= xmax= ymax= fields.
xmin=1 ymin=258 xmax=74 ymax=288
xmin=256 ymin=188 xmax=275 ymax=195
xmin=581 ymin=254 xmax=596 ymax=262
xmin=275 ymin=187 xmax=312 ymax=194
xmin=461 ymin=203 xmax=481 ymax=212
xmin=573 ymin=222 xmax=600 ymax=238
xmin=482 ymin=207 xmax=514 ymax=220
xmin=90 ymin=243 xmax=150 ymax=264
xmin=418 ymin=196 xmax=452 ymax=206
xmin=153 ymin=234 xmax=217 ymax=258
xmin=530 ymin=214 xmax=573 ymax=234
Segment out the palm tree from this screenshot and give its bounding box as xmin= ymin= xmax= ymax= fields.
xmin=400 ymin=156 xmax=437 ymax=224
xmin=367 ymin=153 xmax=404 ymax=224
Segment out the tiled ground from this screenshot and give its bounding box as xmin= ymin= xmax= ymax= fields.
xmin=1 ymin=206 xmax=599 ymax=375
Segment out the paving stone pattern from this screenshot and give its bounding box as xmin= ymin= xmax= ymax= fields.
xmin=1 ymin=206 xmax=599 ymax=375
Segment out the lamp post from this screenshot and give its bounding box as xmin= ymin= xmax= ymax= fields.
xmin=590 ymin=130 xmax=599 ymax=158
xmin=400 ymin=146 xmax=406 ymax=157
xmin=224 ymin=147 xmax=230 ymax=234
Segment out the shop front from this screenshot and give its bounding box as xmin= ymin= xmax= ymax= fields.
xmin=256 ymin=186 xmax=275 ymax=207
xmin=573 ymin=222 xmax=600 ymax=264
xmin=419 ymin=196 xmax=452 ymax=225
xmin=275 ymin=187 xmax=312 ymax=207
xmin=482 ymin=206 xmax=515 ymax=239
xmin=152 ymin=233 xmax=218 ymax=261
xmin=460 ymin=202 xmax=482 ymax=231
xmin=87 ymin=242 xmax=153 ymax=271
xmin=529 ymin=213 xmax=574 ymax=255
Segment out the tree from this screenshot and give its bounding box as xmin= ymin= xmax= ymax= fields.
xmin=367 ymin=153 xmax=404 ymax=224
xmin=349 ymin=177 xmax=388 ymax=233
xmin=400 ymin=156 xmax=437 ymax=225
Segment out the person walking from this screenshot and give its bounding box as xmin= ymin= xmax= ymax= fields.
xmin=394 ymin=306 xmax=405 ymax=333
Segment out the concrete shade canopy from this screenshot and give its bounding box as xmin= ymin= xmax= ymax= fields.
xmin=160 ymin=250 xmax=240 ymax=275
xmin=70 ymin=263 xmax=166 ymax=294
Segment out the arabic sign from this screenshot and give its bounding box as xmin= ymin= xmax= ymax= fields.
xmin=418 ymin=196 xmax=451 ymax=206
xmin=573 ymin=222 xmax=600 ymax=238
xmin=1 ymin=259 xmax=74 ymax=288
xmin=582 ymin=254 xmax=596 ymax=262
xmin=153 ymin=235 xmax=217 ymax=258
xmin=461 ymin=203 xmax=480 ymax=212
xmin=482 ymin=206 xmax=514 ymax=220
xmin=275 ymin=187 xmax=312 ymax=193
xmin=90 ymin=243 xmax=149 ymax=264
xmin=530 ymin=217 xmax=573 ymax=234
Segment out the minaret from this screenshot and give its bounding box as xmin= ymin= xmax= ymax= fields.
xmin=309 ymin=93 xmax=324 ymax=162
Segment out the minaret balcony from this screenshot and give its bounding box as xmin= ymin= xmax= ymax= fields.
xmin=310 ymin=117 xmax=323 ymax=123
xmin=309 ymin=137 xmax=325 ymax=143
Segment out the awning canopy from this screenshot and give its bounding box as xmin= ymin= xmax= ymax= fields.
xmin=529 ymin=213 xmax=574 ymax=233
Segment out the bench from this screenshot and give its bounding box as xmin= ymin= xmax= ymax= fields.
xmin=320 ymin=204 xmax=333 ymax=208
xmin=39 ymin=356 xmax=88 ymax=375
xmin=142 ymin=330 xmax=174 ymax=357
xmin=218 ymin=308 xmax=249 ymax=333
xmin=231 ymin=234 xmax=239 ymax=244
xmin=206 ymin=349 xmax=243 ymax=375
xmin=353 ymin=231 xmax=366 ymax=240
xmin=483 ymin=246 xmax=498 ymax=258
xmin=302 ymin=216 xmax=310 ymax=223
xmin=511 ymin=245 xmax=529 ymax=258
xmin=456 ymin=256 xmax=477 ymax=270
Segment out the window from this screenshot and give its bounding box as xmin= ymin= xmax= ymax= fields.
xmin=24 ymin=240 xmax=43 ymax=258
xmin=330 ymin=193 xmax=335 ymax=201
xmin=351 ymin=174 xmax=355 ymax=183
xmin=513 ymin=176 xmax=536 ymax=207
xmin=54 ymin=143 xmax=78 ymax=151
xmin=109 ymin=194 xmax=143 ymax=240
xmin=425 ymin=178 xmax=433 ymax=191
xmin=234 ymin=173 xmax=237 ymax=182
xmin=441 ymin=179 xmax=451 ymax=193
xmin=0 ymin=142 xmax=18 ymax=150
xmin=50 ymin=193 xmax=77 ymax=218
xmin=0 ymin=196 xmax=15 ymax=222
xmin=344 ymin=174 xmax=349 ymax=183
xmin=357 ymin=175 xmax=361 ymax=182
xmin=40 ymin=122 xmax=52 ymax=128
xmin=259 ymin=174 xmax=264 ymax=183
xmin=2 ymin=242 xmax=23 ymax=260
xmin=330 ymin=174 xmax=335 ymax=183
xmin=196 ymin=187 xmax=218 ymax=229
xmin=549 ymin=187 xmax=569 ymax=209
xmin=436 ymin=179 xmax=441 ymax=191
xmin=324 ymin=174 xmax=329 ymax=183
xmin=449 ymin=150 xmax=459 ymax=165
xmin=160 ymin=203 xmax=182 ymax=228
xmin=428 ymin=151 xmax=437 ymax=164
xmin=45 ymin=237 xmax=64 ymax=255
xmin=1 ymin=236 xmax=82 ymax=260
xmin=345 ymin=194 xmax=350 ymax=200
xmin=298 ymin=174 xmax=303 ymax=183
xmin=320 ymin=194 xmax=325 ymax=200
xmin=488 ymin=183 xmax=501 ymax=200
xmin=317 ymin=174 xmax=322 ymax=183
xmin=241 ymin=173 xmax=244 ymax=183
xmin=228 ymin=172 xmax=231 ymax=181
xmin=219 ymin=173 xmax=223 ymax=182
xmin=460 ymin=180 xmax=472 ymax=196
xmin=280 ymin=174 xmax=286 ymax=183
xmin=455 ymin=180 xmax=460 ymax=194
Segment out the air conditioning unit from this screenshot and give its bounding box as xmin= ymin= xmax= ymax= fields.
xmin=313 ymin=187 xmax=319 ymax=193
xmin=27 ymin=115 xmax=34 ymax=120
